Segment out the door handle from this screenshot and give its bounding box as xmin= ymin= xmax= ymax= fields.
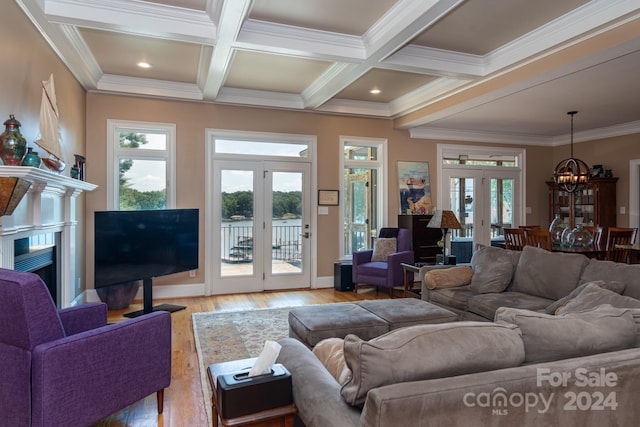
xmin=301 ymin=232 xmax=310 ymax=239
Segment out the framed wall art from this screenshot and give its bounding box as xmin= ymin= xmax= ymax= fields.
xmin=398 ymin=161 xmax=432 ymax=214
xmin=318 ymin=189 xmax=339 ymax=206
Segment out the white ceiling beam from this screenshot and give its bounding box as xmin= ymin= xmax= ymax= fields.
xmin=41 ymin=0 xmax=216 ymax=44
xmin=301 ymin=0 xmax=464 ymax=109
xmin=200 ymin=0 xmax=254 ymax=100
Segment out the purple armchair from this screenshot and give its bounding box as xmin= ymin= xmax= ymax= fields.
xmin=0 ymin=269 xmax=172 ymax=427
xmin=352 ymin=228 xmax=414 ymax=296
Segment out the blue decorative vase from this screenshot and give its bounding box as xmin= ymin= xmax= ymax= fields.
xmin=22 ymin=147 xmax=42 ymax=168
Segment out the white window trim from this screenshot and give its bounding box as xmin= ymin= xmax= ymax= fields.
xmin=339 ymin=136 xmax=388 ymax=260
xmin=205 ymin=128 xmax=318 ymax=294
xmin=437 ymin=143 xmax=526 ymax=224
xmin=106 ymin=119 xmax=176 ymax=210
xmin=629 ymin=159 xmax=640 ymax=229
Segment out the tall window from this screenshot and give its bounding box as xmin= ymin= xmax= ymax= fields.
xmin=107 ymin=120 xmax=176 ymax=210
xmin=340 ymin=137 xmax=387 ymax=258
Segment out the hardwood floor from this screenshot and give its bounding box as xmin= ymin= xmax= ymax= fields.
xmin=93 ymin=287 xmax=391 ymax=427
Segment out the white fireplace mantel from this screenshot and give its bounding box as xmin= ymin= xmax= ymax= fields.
xmin=0 ymin=166 xmax=97 ymax=307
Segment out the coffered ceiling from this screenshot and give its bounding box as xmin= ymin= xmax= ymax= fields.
xmin=16 ymin=0 xmax=640 ymax=144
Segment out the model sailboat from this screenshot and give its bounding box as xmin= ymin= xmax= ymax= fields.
xmin=35 ymin=74 xmax=65 ymax=173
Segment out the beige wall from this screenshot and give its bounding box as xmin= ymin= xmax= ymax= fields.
xmin=85 ymin=93 xmax=437 ymax=285
xmin=1 ymin=1 xmax=87 ymax=297
xmin=86 ymin=92 xmax=639 ymax=290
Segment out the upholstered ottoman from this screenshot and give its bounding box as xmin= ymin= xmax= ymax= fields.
xmin=289 ymin=303 xmax=388 ymax=348
xmin=359 ymin=298 xmax=458 ymax=330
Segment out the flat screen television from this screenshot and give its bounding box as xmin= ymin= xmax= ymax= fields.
xmin=94 ymin=208 xmax=199 ymax=317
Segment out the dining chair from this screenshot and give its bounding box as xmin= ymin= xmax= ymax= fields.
xmin=605 ymin=227 xmax=638 ymax=263
xmin=583 ymin=225 xmax=603 ymax=248
xmin=503 ymin=228 xmax=526 ymax=251
xmin=525 ymin=229 xmax=552 ymax=251
xmin=518 ymin=225 xmax=540 ymax=231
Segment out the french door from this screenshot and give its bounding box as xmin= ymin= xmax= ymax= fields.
xmin=442 ymin=168 xmax=521 ymax=260
xmin=211 ymin=160 xmax=311 ymax=293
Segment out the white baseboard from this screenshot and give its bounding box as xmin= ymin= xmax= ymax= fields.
xmin=315 ymin=275 xmax=334 ymax=289
xmin=75 ymin=278 xmax=335 ymax=305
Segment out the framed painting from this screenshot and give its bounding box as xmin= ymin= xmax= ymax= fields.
xmin=398 ymin=161 xmax=431 ymax=214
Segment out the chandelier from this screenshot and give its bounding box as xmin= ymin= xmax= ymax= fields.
xmin=553 ymin=111 xmax=589 ymax=193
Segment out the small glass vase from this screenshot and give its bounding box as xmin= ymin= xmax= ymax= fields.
xmin=22 ymin=147 xmax=42 ymax=168
xmin=561 ymin=227 xmax=573 ymax=247
xmin=567 ymin=223 xmax=593 ymax=247
xmin=549 ymin=214 xmax=565 ymax=245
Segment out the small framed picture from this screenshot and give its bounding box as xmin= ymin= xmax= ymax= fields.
xmin=318 ymin=190 xmax=339 ymax=206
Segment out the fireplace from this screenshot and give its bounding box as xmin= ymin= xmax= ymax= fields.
xmin=13 ymin=233 xmax=61 ymax=306
xmin=0 ymin=166 xmax=96 ymax=308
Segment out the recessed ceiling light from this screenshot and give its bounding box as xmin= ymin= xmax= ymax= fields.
xmin=369 ymin=88 xmax=381 ymax=94
xmin=137 ymin=62 xmax=152 ymax=69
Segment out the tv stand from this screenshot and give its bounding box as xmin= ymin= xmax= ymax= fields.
xmin=123 ymin=278 xmax=186 ymax=318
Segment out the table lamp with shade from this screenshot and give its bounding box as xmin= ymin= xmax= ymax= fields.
xmin=427 ymin=210 xmax=462 ymax=265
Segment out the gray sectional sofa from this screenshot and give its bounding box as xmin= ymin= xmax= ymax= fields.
xmin=276 ymin=245 xmax=640 ymax=426
xmin=421 ymin=244 xmax=640 ymax=321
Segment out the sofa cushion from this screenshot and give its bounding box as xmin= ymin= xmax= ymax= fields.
xmin=371 ymin=238 xmax=396 ymax=262
xmin=312 ymin=338 xmax=351 ymax=385
xmin=340 ymin=322 xmax=525 ymax=406
xmin=469 ymin=244 xmax=519 ymax=293
xmin=555 ymin=283 xmax=640 ymax=315
xmin=427 ymin=287 xmax=477 ymax=311
xmin=495 ymin=306 xmax=637 ymax=363
xmin=580 ymin=258 xmax=640 ymax=300
xmin=545 ymin=280 xmax=627 ymax=315
xmin=424 ymin=266 xmax=473 ymax=290
xmin=467 ymin=292 xmax=553 ymax=320
xmin=512 ymin=246 xmax=588 ymax=300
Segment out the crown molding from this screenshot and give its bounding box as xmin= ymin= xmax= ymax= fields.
xmin=239 ymin=19 xmax=365 ymax=61
xmin=42 ymin=0 xmax=216 ymax=44
xmin=97 ymin=75 xmax=203 ymax=100
xmin=385 ymin=45 xmax=484 ymax=78
xmin=216 ymin=87 xmax=305 ymax=110
xmin=316 ymin=99 xmax=391 ymax=118
xmin=411 ymin=119 xmax=640 ymax=145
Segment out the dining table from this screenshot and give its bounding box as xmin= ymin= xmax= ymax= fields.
xmin=551 ymin=243 xmax=606 ymax=259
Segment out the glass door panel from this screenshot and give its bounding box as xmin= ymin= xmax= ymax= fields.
xmin=264 ymin=162 xmax=310 ymax=290
xmin=447 ymin=175 xmax=477 ymax=263
xmin=344 ymin=171 xmax=370 ymax=253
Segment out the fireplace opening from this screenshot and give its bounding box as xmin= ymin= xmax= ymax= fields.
xmin=14 ymin=233 xmax=61 ymax=307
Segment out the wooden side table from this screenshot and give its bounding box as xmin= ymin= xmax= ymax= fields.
xmin=207 ymin=357 xmax=297 ymax=427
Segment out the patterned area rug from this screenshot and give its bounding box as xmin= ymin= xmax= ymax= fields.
xmin=192 ymin=307 xmax=293 ymax=426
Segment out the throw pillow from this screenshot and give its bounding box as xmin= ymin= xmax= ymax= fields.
xmin=544 ymin=280 xmax=627 ymax=314
xmin=340 ymin=322 xmax=525 ymax=406
xmin=470 ymin=261 xmax=514 ymax=293
xmin=424 ymin=266 xmax=473 ymax=290
xmin=511 ymin=246 xmax=589 ymax=300
xmin=495 ymin=306 xmax=636 ymax=363
xmin=555 ymin=282 xmax=640 ymax=315
xmin=469 ymin=244 xmax=518 ymax=293
xmin=312 ymin=338 xmax=352 ymax=385
xmin=370 ymin=238 xmax=396 ymax=262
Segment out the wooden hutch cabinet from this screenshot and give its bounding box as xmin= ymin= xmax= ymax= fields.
xmin=546 ymin=177 xmax=617 ymax=231
xmin=398 ymin=214 xmax=442 ymax=264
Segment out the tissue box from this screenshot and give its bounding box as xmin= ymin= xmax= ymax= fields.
xmin=216 ymin=364 xmax=292 ymax=419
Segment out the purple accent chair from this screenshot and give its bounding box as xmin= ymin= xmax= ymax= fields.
xmin=0 ymin=269 xmax=172 ymax=427
xmin=352 ymin=228 xmax=414 ymax=296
